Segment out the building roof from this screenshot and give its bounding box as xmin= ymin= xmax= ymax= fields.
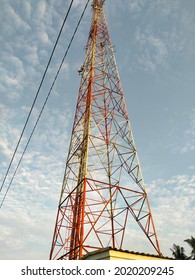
xmin=82 ymin=247 xmax=174 ymax=260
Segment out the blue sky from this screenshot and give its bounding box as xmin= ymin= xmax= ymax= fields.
xmin=0 ymin=0 xmax=195 ymax=259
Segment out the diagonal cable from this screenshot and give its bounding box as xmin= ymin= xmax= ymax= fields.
xmin=0 ymin=0 xmax=90 ymax=208
xmin=0 ymin=0 xmax=74 ymax=194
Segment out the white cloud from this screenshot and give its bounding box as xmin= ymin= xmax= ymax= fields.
xmin=0 ymin=0 xmax=65 ymax=101
xmin=36 ymin=0 xmax=46 ymax=19
xmin=0 ymin=165 xmax=60 ymax=258
xmin=0 ymin=101 xmax=73 ymax=259
xmin=0 ymin=103 xmax=10 ymax=120
xmin=72 ymin=0 xmax=89 ymax=9
xmin=0 ymin=103 xmax=21 ymax=160
xmin=148 ymin=35 xmax=168 ymax=65
xmin=0 ymin=204 xmax=57 ymax=259
xmin=127 ymin=0 xmax=145 ymax=13
xmin=0 ymin=54 xmax=27 ymax=99
xmin=24 ymin=45 xmax=40 ymax=66
xmin=165 ymin=108 xmax=195 ymax=156
xmin=22 ymin=0 xmax=32 ymax=20
xmin=135 ymin=30 xmax=168 ymax=71
xmin=2 ymin=3 xmax=31 ymax=33
xmin=0 ymin=139 xmax=13 ymax=159
xmin=181 ymin=144 xmax=195 ymax=154
xmin=37 ymin=30 xmax=50 ymax=44
xmin=189 ymin=166 xmax=195 ymax=171
xmin=109 ymin=0 xmax=195 ymax=73
xmin=181 ymin=109 xmax=195 ymax=154
xmin=148 ymin=174 xmax=195 ymax=256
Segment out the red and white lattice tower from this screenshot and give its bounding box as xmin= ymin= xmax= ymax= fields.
xmin=50 ymin=0 xmax=161 ymax=260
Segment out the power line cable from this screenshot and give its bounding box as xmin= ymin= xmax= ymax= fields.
xmin=0 ymin=0 xmax=90 ymax=208
xmin=0 ymin=0 xmax=74 ymax=194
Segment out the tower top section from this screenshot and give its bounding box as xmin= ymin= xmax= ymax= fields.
xmin=92 ymin=0 xmax=105 ymax=8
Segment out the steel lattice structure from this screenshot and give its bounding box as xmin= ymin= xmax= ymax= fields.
xmin=50 ymin=0 xmax=161 ymax=260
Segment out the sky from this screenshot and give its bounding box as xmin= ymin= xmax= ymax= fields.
xmin=0 ymin=0 xmax=195 ymax=259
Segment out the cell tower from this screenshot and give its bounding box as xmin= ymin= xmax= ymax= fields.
xmin=50 ymin=0 xmax=161 ymax=260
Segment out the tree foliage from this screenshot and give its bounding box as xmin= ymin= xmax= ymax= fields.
xmin=171 ymin=236 xmax=195 ymax=260
xmin=184 ymin=236 xmax=195 ymax=260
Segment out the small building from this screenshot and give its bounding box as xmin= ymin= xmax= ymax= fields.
xmin=82 ymin=247 xmax=173 ymax=260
